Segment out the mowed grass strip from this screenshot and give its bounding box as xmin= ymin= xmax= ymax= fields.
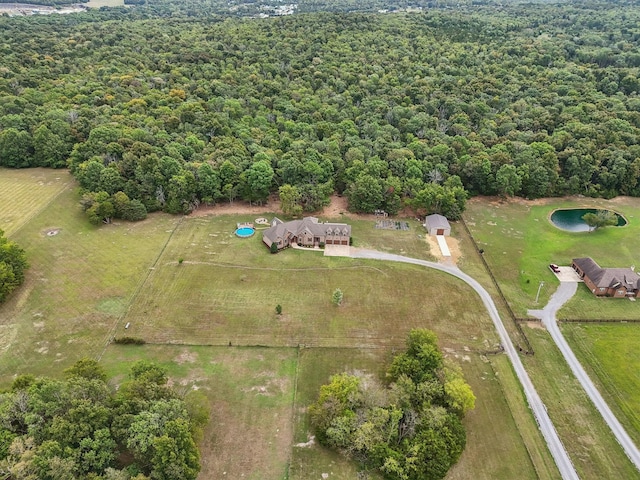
xmin=100 ymin=345 xmax=296 ymax=480
xmin=0 ymin=167 xmax=71 ymax=236
xmin=123 ymin=214 xmax=499 ymax=349
xmin=464 ymin=196 xmax=640 ymax=319
xmin=562 ymin=323 xmax=640 ymax=446
xmin=523 ymin=327 xmax=640 ymax=480
xmin=0 ymin=183 xmax=178 ymax=384
xmin=290 ymin=348 xmax=549 ymax=480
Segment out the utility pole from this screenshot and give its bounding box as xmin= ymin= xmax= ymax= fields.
xmin=535 ymin=281 xmax=544 ymax=303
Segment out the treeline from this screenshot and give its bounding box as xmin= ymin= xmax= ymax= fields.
xmin=0 ymin=359 xmax=207 ymax=480
xmin=0 ymin=229 xmax=27 ymax=303
xmin=2 ymin=4 xmax=640 ymax=222
xmin=0 ymin=0 xmax=87 ymax=6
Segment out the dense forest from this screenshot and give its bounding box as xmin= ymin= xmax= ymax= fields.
xmin=2 ymin=2 xmax=640 ymax=222
xmin=0 ymin=359 xmax=207 ymax=479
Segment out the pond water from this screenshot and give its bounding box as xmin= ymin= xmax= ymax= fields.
xmin=550 ymin=208 xmax=627 ymax=232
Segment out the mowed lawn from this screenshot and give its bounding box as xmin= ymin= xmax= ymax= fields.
xmin=523 ymin=327 xmax=640 ymax=479
xmin=562 ymin=323 xmax=640 ymax=446
xmin=123 ymin=214 xmax=498 ymax=350
xmin=464 ymin=196 xmax=640 ymax=319
xmin=0 ymin=167 xmax=71 ymax=236
xmin=0 ymin=182 xmax=178 ymax=383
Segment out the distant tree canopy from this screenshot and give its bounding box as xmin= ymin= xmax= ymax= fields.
xmin=0 ymin=359 xmax=208 ymax=480
xmin=0 ymin=230 xmax=28 ymax=304
xmin=2 ymin=3 xmax=640 ymax=223
xmin=310 ymin=329 xmax=474 ymax=480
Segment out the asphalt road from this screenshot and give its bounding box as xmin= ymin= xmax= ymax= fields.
xmin=351 ymin=249 xmax=579 ymax=480
xmin=529 ymin=282 xmax=640 ymax=472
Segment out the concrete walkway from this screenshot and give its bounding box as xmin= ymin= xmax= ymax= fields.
xmin=529 ymin=282 xmax=640 ymax=472
xmin=351 ymin=249 xmax=578 ymax=480
xmin=436 ymin=235 xmax=451 ymax=257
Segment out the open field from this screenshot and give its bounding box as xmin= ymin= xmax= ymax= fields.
xmin=460 ymin=199 xmax=640 ymax=478
xmin=0 ymin=185 xmax=177 ymax=383
xmin=0 ymin=167 xmax=71 ymax=236
xmin=464 ymin=196 xmax=640 ymax=319
xmin=562 ymin=323 xmax=640 ymax=446
xmin=122 ymin=214 xmax=498 ymax=350
xmin=522 ymin=326 xmax=639 ymax=479
xmin=0 ymin=171 xmax=558 ymax=479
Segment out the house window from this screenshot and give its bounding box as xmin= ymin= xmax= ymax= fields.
xmin=617 ymin=289 xmax=625 ymax=296
xmin=599 ymin=288 xmax=606 ymax=292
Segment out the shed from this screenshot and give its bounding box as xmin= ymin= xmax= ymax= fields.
xmin=425 ymin=214 xmax=451 ymax=236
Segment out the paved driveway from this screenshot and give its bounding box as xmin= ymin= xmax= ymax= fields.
xmin=351 ymin=249 xmax=579 ymax=480
xmin=529 ymin=282 xmax=640 ymax=472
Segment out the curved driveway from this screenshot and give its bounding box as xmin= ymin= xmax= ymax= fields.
xmin=351 ymin=249 xmax=579 ymax=480
xmin=529 ymin=282 xmax=640 ymax=472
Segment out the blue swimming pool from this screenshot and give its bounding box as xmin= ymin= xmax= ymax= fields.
xmin=235 ymin=227 xmax=255 ymax=238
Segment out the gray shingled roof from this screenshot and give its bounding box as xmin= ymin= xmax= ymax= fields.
xmin=263 ymin=217 xmax=351 ymax=244
xmin=573 ymin=257 xmax=640 ymax=289
xmin=425 ymin=214 xmax=450 ymax=229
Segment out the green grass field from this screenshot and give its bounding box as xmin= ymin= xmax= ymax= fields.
xmin=100 ymin=345 xmax=297 ymax=480
xmin=462 ymin=197 xmax=640 ymax=478
xmin=522 ymin=327 xmax=639 ymax=479
xmin=562 ymin=323 xmax=640 ymax=447
xmin=464 ymin=196 xmax=640 ymax=319
xmin=0 ymin=184 xmax=177 ymax=383
xmin=0 ymin=168 xmax=71 ymax=236
xmin=0 ymin=172 xmax=565 ymax=479
xmin=121 ymin=214 xmax=493 ymax=350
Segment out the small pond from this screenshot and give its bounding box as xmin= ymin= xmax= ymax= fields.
xmin=550 ymin=208 xmax=627 ymax=232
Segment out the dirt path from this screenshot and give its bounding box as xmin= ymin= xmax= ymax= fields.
xmin=190 ymin=194 xmax=369 ymax=220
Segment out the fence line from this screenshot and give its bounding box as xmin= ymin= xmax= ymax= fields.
xmin=459 ymin=217 xmax=535 ymax=355
xmin=559 ymin=318 xmax=640 ymax=324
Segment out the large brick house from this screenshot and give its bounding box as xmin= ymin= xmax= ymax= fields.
xmin=572 ymin=257 xmax=640 ymax=298
xmin=262 ymin=217 xmax=351 ymax=250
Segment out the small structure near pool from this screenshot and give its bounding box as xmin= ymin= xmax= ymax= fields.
xmin=262 ymin=217 xmax=351 ymax=251
xmin=572 ymin=257 xmax=640 ymax=298
xmin=424 ymin=214 xmax=451 ymax=236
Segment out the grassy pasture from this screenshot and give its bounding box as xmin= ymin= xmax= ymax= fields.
xmin=0 ymin=168 xmax=71 ymax=236
xmin=0 ymin=171 xmax=553 ymax=480
xmin=522 ymin=327 xmax=640 ymax=479
xmin=464 ymin=196 xmax=640 ymax=319
xmin=0 ymin=184 xmax=177 ymax=383
xmin=562 ymin=323 xmax=640 ymax=446
xmin=123 ymin=214 xmax=498 ymax=350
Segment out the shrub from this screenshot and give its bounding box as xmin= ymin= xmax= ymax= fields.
xmin=113 ymin=337 xmax=146 ymax=345
xmin=275 ymin=304 xmax=282 ymax=315
xmin=270 ymin=242 xmax=279 ymax=254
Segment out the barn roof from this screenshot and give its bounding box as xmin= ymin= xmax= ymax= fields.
xmin=425 ymin=214 xmax=450 ymax=229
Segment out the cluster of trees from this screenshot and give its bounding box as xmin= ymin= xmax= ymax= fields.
xmin=2 ymin=3 xmax=640 ymax=223
xmin=0 ymin=359 xmax=208 ymax=480
xmin=310 ymin=329 xmax=475 ymax=479
xmin=0 ymin=230 xmax=27 ymax=304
